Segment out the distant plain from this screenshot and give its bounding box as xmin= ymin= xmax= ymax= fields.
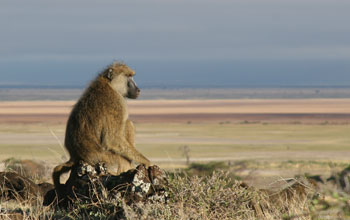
xmin=0 ymin=88 xmax=349 ymax=186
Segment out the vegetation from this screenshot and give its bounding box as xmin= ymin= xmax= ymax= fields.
xmin=1 ymin=161 xmax=350 ymax=219
xmin=1 ymin=123 xmax=350 ymax=165
xmin=0 ymin=97 xmax=349 ymax=218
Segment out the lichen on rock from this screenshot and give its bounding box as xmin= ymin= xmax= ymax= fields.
xmin=45 ymin=162 xmax=169 ymax=209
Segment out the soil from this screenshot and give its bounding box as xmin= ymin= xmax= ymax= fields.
xmin=1 ymin=99 xmax=350 ymax=124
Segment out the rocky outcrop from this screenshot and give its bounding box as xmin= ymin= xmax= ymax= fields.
xmin=44 ymin=162 xmax=169 ymax=208
xmin=3 ymin=159 xmax=48 ymax=181
xmin=327 ymin=166 xmax=350 ymax=193
xmin=0 ymin=172 xmax=53 ymax=203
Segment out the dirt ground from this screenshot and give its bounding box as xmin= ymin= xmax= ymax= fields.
xmin=0 ymin=99 xmax=349 ymax=186
xmin=0 ymin=99 xmax=350 ymax=124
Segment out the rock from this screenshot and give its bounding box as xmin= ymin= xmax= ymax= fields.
xmin=0 ymin=172 xmax=40 ymax=202
xmin=38 ymin=182 xmax=55 ymax=196
xmin=3 ymin=159 xmax=48 ymax=181
xmin=0 ymin=209 xmax=24 ymax=220
xmin=0 ymin=172 xmax=54 ymax=204
xmin=327 ymin=166 xmax=350 ymax=193
xmin=46 ymin=162 xmax=168 ymax=209
xmin=43 ymin=187 xmax=58 ymax=207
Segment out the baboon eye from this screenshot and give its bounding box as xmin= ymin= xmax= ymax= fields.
xmin=106 ymin=72 xmax=113 ymax=80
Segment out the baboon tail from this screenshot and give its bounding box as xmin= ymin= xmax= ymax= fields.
xmin=52 ymin=160 xmax=75 ymax=197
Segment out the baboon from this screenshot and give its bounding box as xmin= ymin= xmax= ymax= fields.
xmin=52 ymin=62 xmax=150 ymax=196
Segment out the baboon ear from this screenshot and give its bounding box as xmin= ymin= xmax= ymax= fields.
xmin=106 ymin=69 xmax=113 ymax=80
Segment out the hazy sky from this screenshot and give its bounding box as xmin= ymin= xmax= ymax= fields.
xmin=1 ymin=0 xmax=350 ymax=87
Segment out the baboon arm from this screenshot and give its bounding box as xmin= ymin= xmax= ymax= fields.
xmin=125 ymin=119 xmax=135 ymax=145
xmin=104 ymin=137 xmax=150 ymax=166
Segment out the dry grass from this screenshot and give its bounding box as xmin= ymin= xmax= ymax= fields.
xmin=3 ymin=168 xmax=350 ymax=220
xmin=1 ymin=162 xmax=350 ymax=219
xmin=1 ymin=122 xmax=349 ymax=168
xmin=0 ymin=170 xmax=312 ymax=220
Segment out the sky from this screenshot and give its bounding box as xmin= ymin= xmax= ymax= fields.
xmin=1 ymin=0 xmax=350 ymax=87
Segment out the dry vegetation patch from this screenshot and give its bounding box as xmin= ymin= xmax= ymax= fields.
xmin=3 ymin=163 xmax=349 ymax=220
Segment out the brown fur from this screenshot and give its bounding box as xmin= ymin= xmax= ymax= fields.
xmin=52 ymin=62 xmax=150 ymax=197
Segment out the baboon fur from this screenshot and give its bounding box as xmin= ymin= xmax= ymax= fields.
xmin=52 ymin=62 xmax=150 ymax=197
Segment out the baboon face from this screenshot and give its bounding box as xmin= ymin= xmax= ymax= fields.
xmin=105 ymin=64 xmax=140 ymax=99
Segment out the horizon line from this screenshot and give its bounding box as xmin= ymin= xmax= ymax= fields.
xmin=1 ymin=84 xmax=350 ymax=89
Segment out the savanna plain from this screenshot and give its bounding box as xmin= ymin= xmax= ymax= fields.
xmin=1 ymin=88 xmax=350 ymax=219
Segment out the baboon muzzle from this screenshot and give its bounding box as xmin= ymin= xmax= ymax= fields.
xmin=127 ymin=78 xmax=140 ymax=99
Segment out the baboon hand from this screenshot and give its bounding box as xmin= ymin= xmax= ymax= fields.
xmin=142 ymin=160 xmax=151 ymax=167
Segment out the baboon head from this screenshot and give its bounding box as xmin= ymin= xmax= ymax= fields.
xmin=102 ymin=62 xmax=140 ymax=99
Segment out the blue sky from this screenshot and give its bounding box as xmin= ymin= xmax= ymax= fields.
xmin=1 ymin=0 xmax=350 ymax=87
